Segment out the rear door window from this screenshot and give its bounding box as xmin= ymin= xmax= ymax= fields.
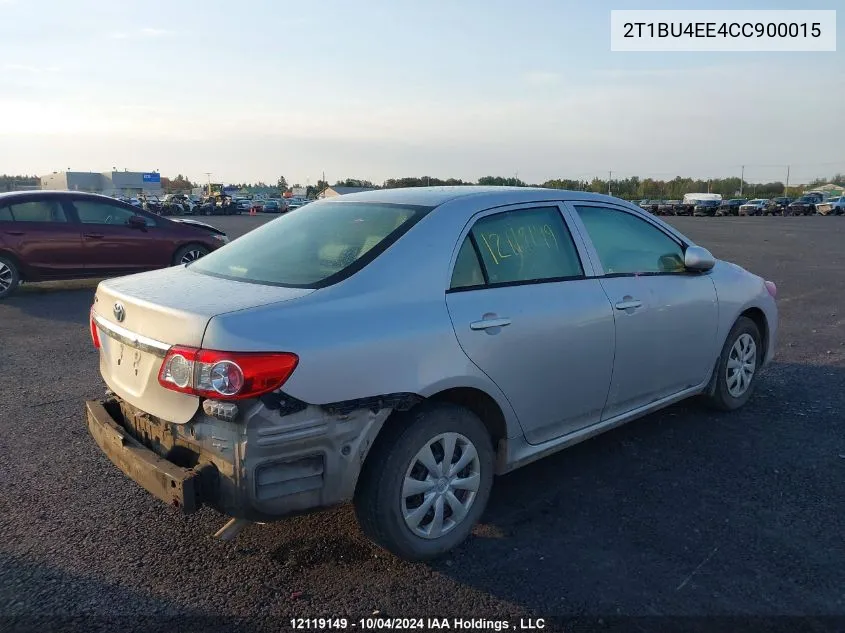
xmin=7 ymin=199 xmax=68 ymax=223
xmin=468 ymin=206 xmax=583 ymax=285
xmin=191 ymin=201 xmax=429 ymax=288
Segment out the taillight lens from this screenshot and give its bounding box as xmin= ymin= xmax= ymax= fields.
xmin=90 ymin=307 xmax=101 ymax=349
xmin=764 ymin=280 xmax=777 ymax=298
xmin=158 ymin=346 xmax=298 ymax=400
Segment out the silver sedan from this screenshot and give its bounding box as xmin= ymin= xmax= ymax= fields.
xmin=85 ymin=186 xmax=778 ymax=560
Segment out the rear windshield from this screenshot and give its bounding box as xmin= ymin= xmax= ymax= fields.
xmin=190 ymin=201 xmax=430 ymax=288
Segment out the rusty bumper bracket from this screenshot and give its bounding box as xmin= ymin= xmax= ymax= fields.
xmin=85 ymin=399 xmax=217 ymax=514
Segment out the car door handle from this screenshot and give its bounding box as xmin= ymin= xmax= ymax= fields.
xmin=3 ymin=230 xmax=24 ymax=236
xmin=83 ymin=233 xmax=105 ymax=239
xmin=614 ymin=299 xmax=643 ymax=310
xmin=470 ymin=317 xmax=512 ymax=330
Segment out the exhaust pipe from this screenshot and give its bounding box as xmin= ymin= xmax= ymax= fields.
xmin=213 ymin=518 xmax=250 ymax=541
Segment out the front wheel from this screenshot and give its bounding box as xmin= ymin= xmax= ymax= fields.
xmin=0 ymin=255 xmax=21 ymax=299
xmin=704 ymin=316 xmax=763 ymax=411
xmin=354 ymin=403 xmax=494 ymax=561
xmin=173 ymin=243 xmax=209 ymax=266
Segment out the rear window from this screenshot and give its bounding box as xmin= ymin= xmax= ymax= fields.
xmin=190 ymin=201 xmax=430 ymax=287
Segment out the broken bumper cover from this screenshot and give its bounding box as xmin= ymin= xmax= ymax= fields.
xmin=85 ymin=399 xmax=218 ymax=514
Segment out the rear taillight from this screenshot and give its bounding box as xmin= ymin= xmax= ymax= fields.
xmin=158 ymin=346 xmax=298 ymax=400
xmin=765 ymin=280 xmax=777 ymax=298
xmin=90 ymin=307 xmax=101 ymax=349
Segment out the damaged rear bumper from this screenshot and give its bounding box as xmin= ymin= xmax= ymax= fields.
xmin=85 ymin=399 xmax=218 ymax=513
xmin=85 ymin=392 xmax=410 ymax=522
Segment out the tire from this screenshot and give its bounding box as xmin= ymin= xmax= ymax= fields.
xmin=0 ymin=255 xmax=21 ymax=299
xmin=354 ymin=402 xmax=494 ymax=561
xmin=704 ymin=316 xmax=763 ymax=411
xmin=172 ymin=243 xmax=210 ymax=266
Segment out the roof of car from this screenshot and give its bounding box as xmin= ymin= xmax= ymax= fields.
xmin=325 ymin=186 xmax=633 ymax=207
xmin=0 ymin=190 xmax=120 ymax=202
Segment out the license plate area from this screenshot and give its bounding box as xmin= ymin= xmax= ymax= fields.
xmin=99 ymin=332 xmax=163 ymax=399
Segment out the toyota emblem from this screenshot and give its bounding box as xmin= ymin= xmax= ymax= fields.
xmin=113 ymin=302 xmax=126 ymax=322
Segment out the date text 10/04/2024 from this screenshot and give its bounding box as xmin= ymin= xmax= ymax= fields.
xmin=289 ymin=617 xmax=547 ymax=630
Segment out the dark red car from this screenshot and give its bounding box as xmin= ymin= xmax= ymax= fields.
xmin=0 ymin=191 xmax=229 ymax=298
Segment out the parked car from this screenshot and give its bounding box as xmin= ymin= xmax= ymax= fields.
xmin=262 ymin=199 xmax=283 ymax=213
xmin=287 ymin=197 xmax=308 ymax=210
xmin=657 ymin=200 xmax=681 ymax=216
xmin=251 ymin=199 xmax=265 ymax=213
xmin=739 ymin=199 xmax=770 ymax=216
xmin=0 ymin=191 xmax=229 ymax=298
xmin=826 ymin=196 xmax=845 ymax=215
xmin=787 ymin=196 xmax=821 ymax=216
xmin=161 ymin=194 xmax=196 ymax=216
xmin=693 ymin=200 xmax=722 ymax=217
xmin=235 ymin=198 xmax=253 ymax=214
xmin=717 ymin=199 xmax=746 ymax=216
xmin=638 ymin=199 xmax=658 ymax=214
xmin=765 ymin=197 xmax=792 ymax=215
xmin=84 ymin=186 xmax=777 ymax=561
xmin=141 ymin=195 xmax=163 ymax=214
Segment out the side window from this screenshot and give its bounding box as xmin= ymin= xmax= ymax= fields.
xmin=575 ymin=205 xmax=685 ymax=275
xmin=0 ymin=206 xmax=12 ymax=222
xmin=470 ymin=207 xmax=583 ymax=284
xmin=73 ymin=201 xmax=155 ymax=226
xmin=7 ymin=200 xmax=68 ymax=223
xmin=450 ymin=237 xmax=485 ymax=289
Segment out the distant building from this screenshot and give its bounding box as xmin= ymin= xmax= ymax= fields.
xmin=40 ymin=170 xmax=163 ymax=196
xmin=806 ymin=183 xmax=844 ymax=197
xmin=318 ymin=186 xmax=378 ymax=199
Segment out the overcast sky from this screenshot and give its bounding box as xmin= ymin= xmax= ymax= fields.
xmin=1 ymin=0 xmax=842 ymax=185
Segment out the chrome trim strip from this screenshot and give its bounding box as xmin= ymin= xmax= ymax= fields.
xmin=93 ymin=314 xmax=171 ymax=358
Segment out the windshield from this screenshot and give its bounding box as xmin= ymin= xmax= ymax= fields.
xmin=190 ymin=201 xmax=430 ymax=288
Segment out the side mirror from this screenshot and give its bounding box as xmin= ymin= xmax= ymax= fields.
xmin=127 ymin=215 xmax=147 ymax=229
xmin=684 ymin=245 xmax=715 ymax=272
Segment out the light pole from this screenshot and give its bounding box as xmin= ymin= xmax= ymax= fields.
xmin=205 ymin=172 xmax=212 ymax=196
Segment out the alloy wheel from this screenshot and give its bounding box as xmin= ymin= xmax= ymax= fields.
xmin=726 ymin=333 xmax=757 ymax=397
xmin=180 ymin=249 xmax=205 ymax=264
xmin=0 ymin=262 xmax=12 ymax=292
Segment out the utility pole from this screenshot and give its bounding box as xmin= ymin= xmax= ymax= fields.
xmin=785 ymin=165 xmax=790 ymax=196
xmin=608 ymin=170 xmax=612 ymax=195
xmin=707 ymin=178 xmax=711 ymax=193
xmin=740 ymin=165 xmax=744 ymax=196
xmin=204 ymin=172 xmax=212 ymax=196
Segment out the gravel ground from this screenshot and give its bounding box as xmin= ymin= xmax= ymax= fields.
xmin=1 ymin=214 xmax=844 ymax=633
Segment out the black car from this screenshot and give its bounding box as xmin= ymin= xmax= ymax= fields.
xmin=657 ymin=200 xmax=681 ymax=216
xmin=639 ymin=200 xmax=660 ymax=214
xmin=693 ymin=200 xmax=721 ymax=217
xmin=717 ymin=199 xmax=746 ymax=216
xmin=262 ymin=199 xmax=282 ymax=213
xmin=787 ymin=196 xmax=819 ymax=216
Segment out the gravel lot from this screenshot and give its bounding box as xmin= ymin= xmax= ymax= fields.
xmin=1 ymin=214 xmax=844 ymax=632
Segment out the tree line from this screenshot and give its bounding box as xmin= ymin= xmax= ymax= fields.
xmin=3 ymin=172 xmax=842 ymax=199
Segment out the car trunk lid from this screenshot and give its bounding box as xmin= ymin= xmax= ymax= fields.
xmin=93 ymin=265 xmax=314 ymax=423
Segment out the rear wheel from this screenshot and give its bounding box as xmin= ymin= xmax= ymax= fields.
xmin=704 ymin=317 xmax=762 ymax=411
xmin=173 ymin=243 xmax=209 ymax=266
xmin=0 ymin=256 xmax=20 ymax=299
xmin=354 ymin=402 xmax=494 ymax=561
